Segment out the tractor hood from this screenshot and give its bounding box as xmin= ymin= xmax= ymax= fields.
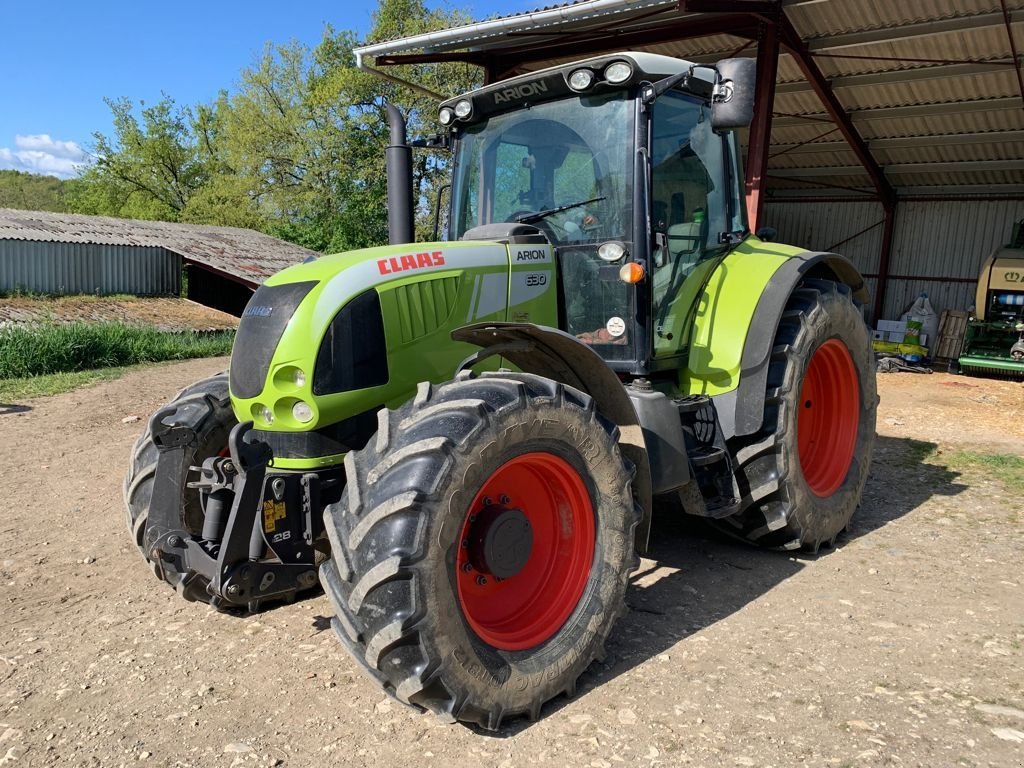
xmin=228 ymin=239 xmax=558 ymax=460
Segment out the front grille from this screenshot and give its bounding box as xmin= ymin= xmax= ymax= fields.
xmin=230 ymin=281 xmax=318 ymax=399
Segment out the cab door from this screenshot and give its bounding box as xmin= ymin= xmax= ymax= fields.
xmin=648 ymin=92 xmax=738 ymax=364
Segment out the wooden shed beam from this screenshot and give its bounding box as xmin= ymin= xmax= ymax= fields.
xmin=807 ymin=10 xmax=1024 ymax=52
xmin=774 ymin=61 xmax=1015 ymax=95
xmin=773 ymin=129 xmax=1024 ymax=155
xmin=769 ymin=159 xmax=1024 ymax=177
xmin=772 ymin=95 xmax=1024 ymax=127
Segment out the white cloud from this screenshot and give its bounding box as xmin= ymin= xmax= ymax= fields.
xmin=0 ymin=134 xmax=89 ymax=179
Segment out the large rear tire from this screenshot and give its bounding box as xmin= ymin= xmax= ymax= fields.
xmin=123 ymin=373 xmax=236 ymax=602
xmin=320 ymin=372 xmax=640 ymax=730
xmin=715 ymin=279 xmax=877 ymax=550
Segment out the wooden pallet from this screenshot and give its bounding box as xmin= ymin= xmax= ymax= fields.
xmin=934 ymin=309 xmax=969 ymax=361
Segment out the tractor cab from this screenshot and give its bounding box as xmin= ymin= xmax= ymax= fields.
xmin=441 ymin=52 xmax=751 ymax=374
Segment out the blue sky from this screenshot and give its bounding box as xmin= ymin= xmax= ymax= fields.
xmin=0 ymin=0 xmax=535 ymax=178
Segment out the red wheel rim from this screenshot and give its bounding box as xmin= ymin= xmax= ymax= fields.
xmin=797 ymin=339 xmax=860 ymax=497
xmin=456 ymin=452 xmax=595 ymax=651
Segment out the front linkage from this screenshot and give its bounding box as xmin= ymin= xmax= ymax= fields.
xmin=144 ymin=410 xmax=330 ymax=611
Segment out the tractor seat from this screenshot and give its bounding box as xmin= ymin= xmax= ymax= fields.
xmin=667 ymin=222 xmax=702 ymax=261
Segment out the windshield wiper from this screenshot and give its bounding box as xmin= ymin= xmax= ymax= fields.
xmin=515 ymin=196 xmax=607 ymax=225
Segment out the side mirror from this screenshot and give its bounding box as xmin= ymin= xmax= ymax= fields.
xmin=711 ymin=58 xmax=756 ymax=131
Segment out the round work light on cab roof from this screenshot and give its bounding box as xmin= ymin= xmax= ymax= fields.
xmin=439 ymin=107 xmax=455 ymax=126
xmin=604 ymin=61 xmax=633 ymax=84
xmin=454 ymin=100 xmax=473 ymax=119
xmin=568 ymin=69 xmax=595 ymax=91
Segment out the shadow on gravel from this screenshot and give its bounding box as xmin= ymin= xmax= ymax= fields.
xmin=487 ymin=435 xmax=968 ymax=736
xmin=0 ymin=403 xmax=32 ymax=415
xmin=850 ymin=436 xmax=969 ymax=544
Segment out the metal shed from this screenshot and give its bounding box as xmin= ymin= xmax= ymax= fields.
xmin=354 ymin=0 xmax=1024 ymax=320
xmin=0 ymin=209 xmax=318 ymax=314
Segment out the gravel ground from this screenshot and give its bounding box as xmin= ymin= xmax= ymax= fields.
xmin=0 ymin=359 xmax=1021 ymax=767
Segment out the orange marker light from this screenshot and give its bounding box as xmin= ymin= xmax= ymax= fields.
xmin=619 ymin=262 xmax=646 ymax=284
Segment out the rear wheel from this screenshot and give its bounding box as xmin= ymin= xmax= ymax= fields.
xmin=123 ymin=373 xmax=235 ymax=602
xmin=715 ymin=279 xmax=877 ymax=550
xmin=320 ymin=372 xmax=640 ymax=729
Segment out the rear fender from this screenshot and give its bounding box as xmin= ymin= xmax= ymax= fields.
xmin=452 ymin=322 xmax=655 ymax=553
xmin=715 ymin=250 xmax=869 ymax=440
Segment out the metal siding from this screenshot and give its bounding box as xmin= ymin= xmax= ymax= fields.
xmin=0 ymin=208 xmax=316 ymax=285
xmin=766 ymin=198 xmax=1024 ymax=320
xmin=0 ymin=241 xmax=181 ymax=295
xmin=763 ymin=200 xmax=885 ymax=275
xmin=884 ymin=198 xmax=1024 ymax=318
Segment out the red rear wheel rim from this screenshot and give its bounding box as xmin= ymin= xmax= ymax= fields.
xmin=456 ymin=452 xmax=595 ymax=651
xmin=797 ymin=339 xmax=861 ymax=497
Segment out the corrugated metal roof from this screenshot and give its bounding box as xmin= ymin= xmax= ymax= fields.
xmin=0 ymin=209 xmax=317 ymax=286
xmin=355 ymin=0 xmax=1024 ymax=196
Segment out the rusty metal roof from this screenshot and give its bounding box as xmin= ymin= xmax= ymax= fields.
xmin=355 ymin=0 xmax=1024 ymax=197
xmin=0 ymin=208 xmax=317 ymax=286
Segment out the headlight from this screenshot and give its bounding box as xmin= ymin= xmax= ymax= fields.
xmin=598 ymin=241 xmax=627 ymax=262
xmin=439 ymin=107 xmax=455 ymax=126
xmin=454 ymin=99 xmax=473 ymax=119
xmin=568 ymin=69 xmax=595 ymax=91
xmin=604 ymin=62 xmax=633 ymax=84
xmin=292 ymin=401 xmax=314 ymax=423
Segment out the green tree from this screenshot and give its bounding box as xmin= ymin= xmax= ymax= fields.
xmin=66 ymin=0 xmax=481 ymax=250
xmin=0 ymin=170 xmax=68 ymax=212
xmin=67 ymin=96 xmax=208 ymax=221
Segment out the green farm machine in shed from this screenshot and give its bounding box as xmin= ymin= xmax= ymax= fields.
xmin=124 ymin=52 xmax=877 ymax=728
xmin=959 ymin=220 xmax=1024 ymax=378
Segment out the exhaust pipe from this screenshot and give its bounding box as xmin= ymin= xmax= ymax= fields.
xmin=385 ymin=104 xmax=414 ymax=245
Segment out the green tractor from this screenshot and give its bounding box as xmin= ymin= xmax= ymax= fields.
xmin=125 ymin=52 xmax=876 ymax=729
xmin=958 ymin=219 xmax=1024 ymax=378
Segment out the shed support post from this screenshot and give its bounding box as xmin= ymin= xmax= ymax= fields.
xmin=745 ymin=20 xmax=779 ymax=231
xmin=873 ymin=198 xmax=898 ymax=322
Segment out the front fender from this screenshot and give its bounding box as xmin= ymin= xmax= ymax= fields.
xmin=452 ymin=322 xmax=655 ymax=553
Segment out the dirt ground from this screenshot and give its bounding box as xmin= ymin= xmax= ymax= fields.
xmin=1 ymin=360 xmax=1022 ymax=767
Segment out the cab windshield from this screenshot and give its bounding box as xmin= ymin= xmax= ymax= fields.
xmin=450 ymin=92 xmax=636 ymax=359
xmin=450 ymin=92 xmax=634 ymax=244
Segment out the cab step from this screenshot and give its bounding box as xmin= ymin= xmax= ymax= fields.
xmin=674 ymin=394 xmax=711 ymax=414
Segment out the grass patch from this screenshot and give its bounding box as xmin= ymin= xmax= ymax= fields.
xmin=900 ymin=439 xmax=1024 ymax=494
xmin=0 ymin=367 xmax=135 ymax=401
xmin=944 ymin=451 xmax=1024 ymax=494
xmin=0 ymin=322 xmax=234 ymax=378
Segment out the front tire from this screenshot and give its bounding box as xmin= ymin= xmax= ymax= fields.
xmin=123 ymin=373 xmax=236 ymax=602
xmin=716 ymin=279 xmax=877 ymax=550
xmin=320 ymin=372 xmax=640 ymax=729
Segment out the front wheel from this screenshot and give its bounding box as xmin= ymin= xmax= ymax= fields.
xmin=716 ymin=279 xmax=877 ymax=551
xmin=320 ymin=372 xmax=640 ymax=729
xmin=123 ymin=373 xmax=235 ymax=601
